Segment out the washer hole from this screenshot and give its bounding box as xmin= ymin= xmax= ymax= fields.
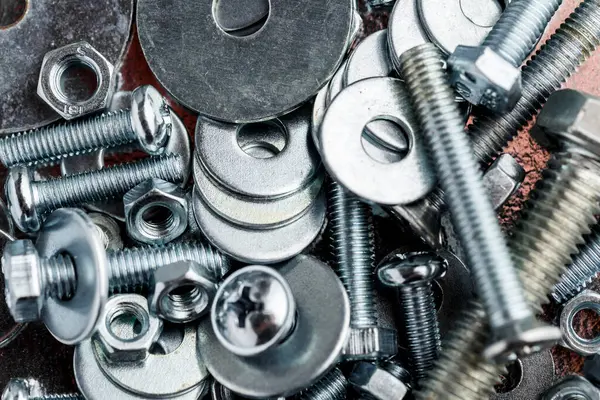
xmin=212 ymin=0 xmax=270 ymax=37
xmin=0 ymin=0 xmax=28 ymax=29
xmin=237 ymin=121 xmax=288 ymax=159
xmin=460 ymin=0 xmax=504 ymax=28
xmin=571 ymin=308 xmax=600 ymax=341
xmin=362 ymin=118 xmax=410 ymax=164
xmin=139 ymin=204 xmax=178 ymax=238
xmin=107 ymin=304 xmax=149 ymax=341
xmin=495 ymin=360 xmax=523 ymax=393
xmin=150 ymin=323 xmax=185 ymax=355
xmin=54 ymin=57 xmax=100 ymax=104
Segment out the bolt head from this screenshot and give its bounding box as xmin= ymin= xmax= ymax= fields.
xmin=348 ymin=362 xmax=410 ymax=399
xmin=211 ymin=265 xmax=296 ymax=357
xmin=484 ymin=323 xmax=562 ymax=362
xmin=5 ymin=166 xmax=40 ymax=233
xmin=130 ymin=85 xmax=172 ymax=155
xmin=1 ymin=378 xmax=43 ymax=400
xmin=377 ymin=251 xmax=447 ymax=286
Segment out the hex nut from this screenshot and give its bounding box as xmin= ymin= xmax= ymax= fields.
xmin=124 ymin=178 xmax=188 ymax=245
xmin=1 ymin=240 xmax=43 ymax=323
xmin=148 ymin=260 xmax=217 ymax=323
xmin=348 ymin=362 xmax=410 ymax=400
xmin=94 ymin=294 xmax=163 ymax=364
xmin=482 ymin=154 xmax=525 ymax=211
xmin=559 ymin=290 xmax=600 ymax=356
xmin=449 ymin=45 xmax=521 ymax=113
xmin=37 ymin=41 xmax=115 ymax=120
xmin=343 ymin=326 xmax=398 ymax=360
xmin=541 ymin=376 xmax=600 ymax=400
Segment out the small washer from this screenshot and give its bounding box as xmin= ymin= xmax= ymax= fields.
xmin=388 ymin=0 xmax=430 ymax=70
xmin=560 ymin=290 xmax=600 ymax=356
xmin=192 ymin=189 xmax=326 ymax=264
xmin=35 ymin=209 xmax=108 ymax=345
xmin=320 ymin=77 xmax=436 ymax=205
xmin=196 ymin=106 xmax=320 ymax=199
xmin=137 ymin=0 xmax=354 ymax=122
xmin=193 ymin=155 xmax=324 ymax=229
xmin=197 ymin=255 xmax=350 ymax=399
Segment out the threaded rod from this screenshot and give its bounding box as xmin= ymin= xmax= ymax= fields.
xmin=298 ymin=368 xmax=347 ymax=400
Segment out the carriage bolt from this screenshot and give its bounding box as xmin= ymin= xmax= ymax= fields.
xmin=400 ymin=43 xmax=556 ymax=362
xmin=298 ymin=368 xmax=347 ymax=400
xmin=0 ymin=85 xmax=171 ymax=167
xmin=6 ymin=154 xmax=184 ymax=233
xmin=327 ymin=180 xmax=397 ymax=360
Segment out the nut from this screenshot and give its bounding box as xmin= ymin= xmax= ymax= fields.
xmin=343 ymin=326 xmax=398 ymax=360
xmin=124 ymin=178 xmax=188 ymax=245
xmin=1 ymin=240 xmax=43 ymax=323
xmin=37 ymin=41 xmax=115 ymax=120
xmin=449 ymin=45 xmax=522 ymax=113
xmin=482 ymin=154 xmax=525 ymax=210
xmin=541 ymin=375 xmax=600 ymax=400
xmin=348 ymin=361 xmax=410 ymax=400
xmin=559 ymin=290 xmax=600 ymax=356
xmin=149 ymin=260 xmax=217 ymax=323
xmin=94 ymin=294 xmax=163 ymax=364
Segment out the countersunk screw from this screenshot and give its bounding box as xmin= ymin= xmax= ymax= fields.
xmin=0 ymin=85 xmax=171 ymax=167
xmin=327 ymin=180 xmax=397 ymax=360
xmin=400 ymin=43 xmax=557 ymax=362
xmin=297 ymin=368 xmax=347 ymax=400
xmin=1 ymin=378 xmax=84 ymax=400
xmin=377 ymin=251 xmax=446 ymax=383
xmin=6 ymin=154 xmax=184 ymax=233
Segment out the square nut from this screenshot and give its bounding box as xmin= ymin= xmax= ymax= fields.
xmin=37 ymin=41 xmax=115 ymax=120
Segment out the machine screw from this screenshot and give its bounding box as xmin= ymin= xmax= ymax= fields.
xmin=6 ymin=154 xmax=184 ymax=232
xmin=0 ymin=85 xmax=171 ymax=167
xmin=378 ymin=251 xmax=446 ymax=383
xmin=297 ymin=368 xmax=347 ymax=400
xmin=400 ymin=42 xmax=552 ymax=361
xmin=1 ymin=378 xmax=84 ymax=400
xmin=327 ymin=180 xmax=397 ymax=360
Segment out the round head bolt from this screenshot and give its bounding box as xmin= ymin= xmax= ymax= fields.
xmin=5 ymin=166 xmax=40 ymax=233
xmin=378 ymin=251 xmax=447 ymax=287
xmin=1 ymin=378 xmax=43 ymax=400
xmin=348 ymin=361 xmax=412 ymax=400
xmin=212 ymin=265 xmax=296 ymax=357
xmin=541 ymin=375 xmax=600 ymax=400
xmin=448 ymin=45 xmax=522 ymax=113
xmin=130 ymin=85 xmax=172 ymax=154
xmin=148 ymin=260 xmax=218 ymax=323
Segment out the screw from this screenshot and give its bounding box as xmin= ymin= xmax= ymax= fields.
xmin=327 ymin=180 xmax=397 ymax=360
xmin=0 ymin=85 xmax=171 ymax=167
xmin=6 ymin=154 xmax=184 ymax=232
xmin=1 ymin=378 xmax=84 ymax=400
xmin=378 ymin=251 xmax=446 ymax=383
xmin=297 ymin=368 xmax=347 ymax=400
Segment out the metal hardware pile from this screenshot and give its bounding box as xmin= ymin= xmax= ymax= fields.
xmin=1 ymin=0 xmax=600 ymax=399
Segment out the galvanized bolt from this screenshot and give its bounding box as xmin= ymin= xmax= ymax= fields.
xmin=1 ymin=378 xmax=84 ymax=400
xmin=6 ymin=154 xmax=184 ymax=233
xmin=297 ymin=368 xmax=347 ymax=400
xmin=327 ymin=180 xmax=397 ymax=360
xmin=378 ymin=251 xmax=446 ymax=383
xmin=400 ymin=43 xmax=556 ymax=362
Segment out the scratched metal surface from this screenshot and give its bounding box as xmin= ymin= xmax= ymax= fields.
xmin=0 ymin=0 xmax=600 ymax=396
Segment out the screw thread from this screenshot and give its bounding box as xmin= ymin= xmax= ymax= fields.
xmin=483 ymin=0 xmax=562 ymax=66
xmin=40 ymin=254 xmax=76 ymax=300
xmin=511 ymin=152 xmax=600 ymax=309
xmin=33 ymin=395 xmax=84 ymax=400
xmin=400 ymin=43 xmax=532 ymax=333
xmin=298 ymin=368 xmax=347 ymax=400
xmin=0 ymin=110 xmax=134 ymax=167
xmin=552 ymin=226 xmax=600 ymax=303
xmin=399 ymin=284 xmax=441 ymax=382
xmin=327 ymin=180 xmax=377 ymax=328
xmin=381 ymin=361 xmax=412 ymax=385
xmin=34 ymin=154 xmax=183 ymax=215
xmin=470 ymin=0 xmax=600 ymax=165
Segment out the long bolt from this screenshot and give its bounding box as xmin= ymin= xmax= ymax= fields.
xmin=400 ymin=43 xmax=543 ymax=361
xmin=298 ymin=368 xmax=347 ymax=400
xmin=0 ymin=85 xmax=171 ymax=167
xmin=6 ymin=154 xmax=184 ymax=232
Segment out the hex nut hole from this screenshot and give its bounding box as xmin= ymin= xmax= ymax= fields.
xmin=107 ymin=303 xmax=149 ymax=341
xmin=138 ymin=204 xmax=180 ymax=239
xmin=52 ymin=57 xmax=101 ymax=104
xmin=571 ymin=307 xmax=600 ymax=342
xmin=160 ymin=284 xmax=209 ymax=321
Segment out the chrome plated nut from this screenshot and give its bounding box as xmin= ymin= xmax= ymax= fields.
xmin=94 ymin=294 xmax=163 ymax=364
xmin=148 ymin=260 xmax=218 ymax=323
xmin=560 ymin=290 xmax=600 ymax=356
xmin=37 ymin=41 xmax=115 ymax=120
xmin=541 ymin=376 xmax=600 ymax=400
xmin=348 ymin=362 xmax=410 ymax=400
xmin=124 ymin=178 xmax=188 ymax=245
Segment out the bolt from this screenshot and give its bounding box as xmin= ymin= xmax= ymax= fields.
xmin=2 ymin=239 xmax=230 ymax=322
xmin=1 ymin=378 xmax=83 ymax=400
xmin=400 ymin=42 xmax=556 ymax=361
xmin=297 ymin=368 xmax=347 ymax=400
xmin=327 ymin=180 xmax=397 ymax=360
xmin=377 ymin=251 xmax=446 ymax=383
xmin=448 ymin=0 xmax=562 ymax=113
xmin=348 ymin=360 xmax=413 ymax=399
xmin=0 ymin=85 xmax=171 ymax=167
xmin=6 ymin=154 xmax=184 ymax=232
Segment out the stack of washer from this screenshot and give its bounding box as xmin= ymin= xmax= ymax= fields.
xmin=192 ymin=105 xmax=326 ymax=264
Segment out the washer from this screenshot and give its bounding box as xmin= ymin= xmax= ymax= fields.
xmin=417 ymin=0 xmax=503 ymax=55
xmin=193 ymin=155 xmax=324 ymax=229
xmin=388 ymin=0 xmax=430 ymax=70
xmin=320 ymin=77 xmax=436 ymax=205
xmin=196 ymin=106 xmax=320 ymax=199
xmin=197 ymin=256 xmax=350 ymax=399
xmin=343 ymin=30 xmax=393 ymax=86
xmin=137 ymin=0 xmax=354 ymax=123
xmin=192 ymin=189 xmax=326 ymax=264
xmin=560 ymin=290 xmax=600 ymax=356
xmin=491 ymin=350 xmax=555 ymax=400
xmin=213 ymin=0 xmax=270 ymax=32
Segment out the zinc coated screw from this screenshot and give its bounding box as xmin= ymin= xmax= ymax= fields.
xmin=0 ymin=85 xmax=171 ymax=167
xmin=298 ymin=368 xmax=347 ymax=400
xmin=6 ymin=153 xmax=184 ymax=233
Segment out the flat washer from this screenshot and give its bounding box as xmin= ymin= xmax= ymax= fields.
xmin=137 ymin=0 xmax=354 ymax=123
xmin=343 ymin=29 xmax=393 ymax=86
xmin=197 ymin=255 xmax=350 ymax=398
xmin=35 ymin=209 xmax=108 ymax=345
xmin=388 ymin=0 xmax=430 ymax=70
xmin=192 ymin=189 xmax=326 ymax=264
xmin=196 ymin=106 xmax=320 ymax=199
xmin=490 ymin=350 xmax=555 ymax=400
xmin=193 ymin=155 xmax=324 ymax=229
xmin=320 ymin=77 xmax=436 ymax=205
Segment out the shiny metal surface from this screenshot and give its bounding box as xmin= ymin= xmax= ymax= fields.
xmin=560 ymin=290 xmax=600 ymax=356
xmin=491 ymin=350 xmax=555 ymax=400
xmin=88 ymin=213 xmax=123 ymax=251
xmin=213 ymin=0 xmax=269 ymax=32
xmin=388 ymin=0 xmax=430 ymax=71
xmin=541 ymin=376 xmax=600 ymax=400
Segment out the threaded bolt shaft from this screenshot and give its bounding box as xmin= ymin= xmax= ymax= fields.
xmin=32 ymin=396 xmax=84 ymax=400
xmin=470 ymin=0 xmax=600 ymax=165
xmin=552 ymin=226 xmax=600 ymax=303
xmin=327 ymin=180 xmax=377 ymax=327
xmin=400 ymin=43 xmax=535 ymax=357
xmin=298 ymin=368 xmax=347 ymax=400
